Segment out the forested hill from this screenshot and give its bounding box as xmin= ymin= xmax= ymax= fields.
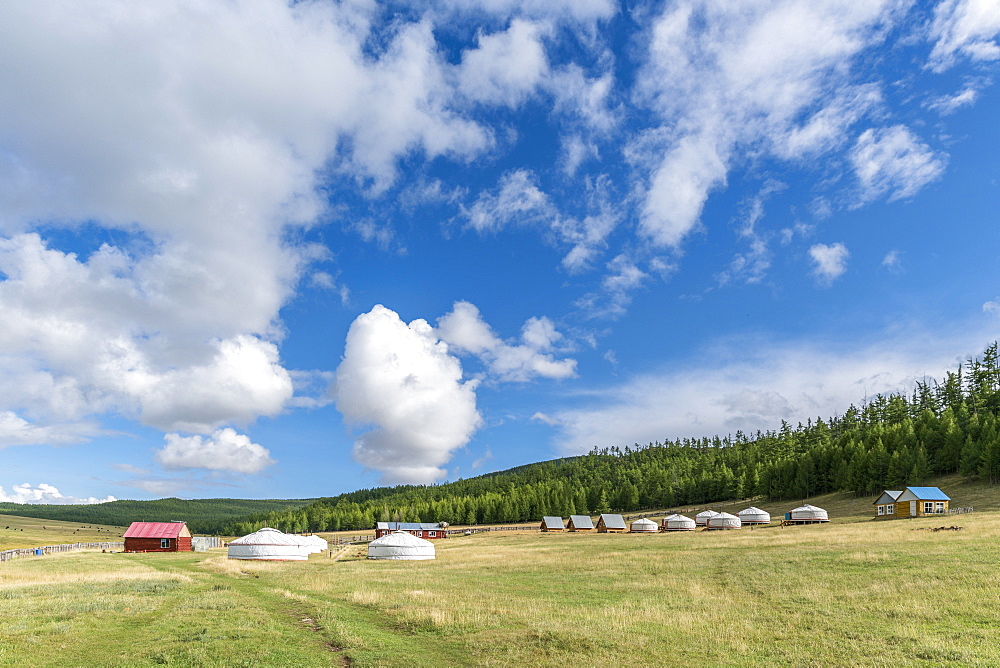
xmin=226 ymin=342 xmax=1000 ymax=536
xmin=0 ymin=498 xmax=313 ymax=534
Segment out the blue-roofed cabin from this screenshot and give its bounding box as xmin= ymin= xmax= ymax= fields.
xmin=567 ymin=515 xmax=594 ymax=531
xmin=874 ymin=487 xmax=950 ymax=519
xmin=873 ymin=490 xmax=903 ymax=519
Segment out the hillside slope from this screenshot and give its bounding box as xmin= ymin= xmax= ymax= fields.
xmin=0 ymin=497 xmax=313 ymax=535
xmin=224 ymin=343 xmax=1000 ymax=534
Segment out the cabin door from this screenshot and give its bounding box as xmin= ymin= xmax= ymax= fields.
xmin=910 ymin=501 xmax=917 ymax=517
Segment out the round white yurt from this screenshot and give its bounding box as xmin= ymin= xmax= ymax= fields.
xmin=630 ymin=518 xmax=658 ymax=533
xmin=695 ymin=510 xmax=720 ymax=526
xmin=737 ymin=506 xmax=771 ymax=525
xmin=661 ymin=514 xmax=696 ymax=531
xmin=228 ymin=527 xmax=309 ymax=561
xmin=706 ymin=512 xmax=742 ymax=530
xmin=788 ymin=504 xmax=829 ymax=522
xmin=304 ymin=535 xmax=328 ymax=554
xmin=367 ymin=531 xmax=436 ymax=561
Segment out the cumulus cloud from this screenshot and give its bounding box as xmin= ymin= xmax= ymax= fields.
xmin=333 ymin=305 xmax=482 ymax=485
xmin=436 ymin=301 xmax=577 ymax=382
xmin=633 ymin=1 xmax=900 ymax=247
xmin=0 ymin=2 xmax=507 ymax=454
xmin=984 ymin=300 xmax=1000 ymax=316
xmin=155 ymin=428 xmax=275 ymax=474
xmin=928 ymin=0 xmax=1000 ymax=71
xmin=851 ymin=126 xmax=946 ymax=203
xmin=809 ymin=243 xmax=850 ymax=284
xmin=0 ymin=483 xmax=115 ymax=505
xmin=552 ymin=333 xmax=978 ymax=455
xmin=458 ymin=20 xmax=549 ymax=106
xmin=0 ymin=411 xmax=99 ymax=448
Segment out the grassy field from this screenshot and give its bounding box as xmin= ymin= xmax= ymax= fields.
xmin=0 ymin=514 xmax=124 ymax=551
xmin=2 ymin=500 xmax=1000 ymax=666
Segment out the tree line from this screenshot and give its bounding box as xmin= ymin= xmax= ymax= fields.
xmin=0 ymin=497 xmax=312 ymax=535
xmin=224 ymin=343 xmax=1000 ymax=535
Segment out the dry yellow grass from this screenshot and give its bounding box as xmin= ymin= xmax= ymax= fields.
xmin=2 ymin=506 xmax=999 ymax=666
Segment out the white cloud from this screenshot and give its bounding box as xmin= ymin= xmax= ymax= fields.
xmin=155 ymin=428 xmax=275 ymax=474
xmin=851 ymin=126 xmax=946 ymax=203
xmin=429 ymin=0 xmax=616 ymax=25
xmin=552 ymin=332 xmax=977 ymax=455
xmin=634 ymin=1 xmax=903 ymax=247
xmin=471 ymin=448 xmax=493 ymax=470
xmin=928 ymin=0 xmax=1000 ymax=71
xmin=333 ymin=305 xmax=482 ymax=485
xmin=0 ymin=411 xmax=99 ymax=448
xmin=882 ymin=249 xmax=903 ymax=272
xmin=926 ymin=85 xmax=980 ymax=114
xmin=984 ymin=300 xmax=1000 ymax=316
xmin=531 ymin=411 xmax=561 ymax=426
xmin=809 ymin=242 xmax=850 ymax=284
xmin=436 ymin=301 xmax=577 ymax=382
xmin=0 ymin=482 xmax=115 ymax=505
xmin=464 ymin=170 xmax=554 ymax=233
xmin=458 ymin=20 xmax=549 ymax=106
xmin=0 ymin=2 xmax=507 ymax=449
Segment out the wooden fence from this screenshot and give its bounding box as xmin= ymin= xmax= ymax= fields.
xmin=0 ymin=541 xmax=124 ymax=563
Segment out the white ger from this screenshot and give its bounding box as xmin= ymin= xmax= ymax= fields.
xmin=368 ymin=531 xmax=436 ymax=561
xmin=227 ymin=527 xmax=310 ymax=561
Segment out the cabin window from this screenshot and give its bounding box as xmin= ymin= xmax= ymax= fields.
xmin=935 ymin=502 xmax=946 ymax=513
xmin=877 ymin=505 xmax=885 ymax=516
xmin=923 ymin=502 xmax=934 ymax=514
xmin=160 ymin=538 xmax=170 ymax=549
xmin=428 ymin=531 xmax=436 ymax=537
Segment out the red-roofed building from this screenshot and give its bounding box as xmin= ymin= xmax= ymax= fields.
xmin=123 ymin=522 xmax=192 ymax=552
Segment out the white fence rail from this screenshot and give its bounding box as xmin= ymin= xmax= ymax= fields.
xmin=0 ymin=541 xmax=124 ymax=563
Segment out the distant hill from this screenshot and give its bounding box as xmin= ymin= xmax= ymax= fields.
xmin=0 ymin=498 xmax=314 ymax=535
xmin=222 ymin=341 xmax=1000 ymax=535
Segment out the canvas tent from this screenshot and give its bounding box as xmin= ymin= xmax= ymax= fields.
xmin=706 ymin=512 xmax=742 ymax=530
xmin=630 ymin=518 xmax=658 ymax=533
xmin=661 ymin=514 xmax=696 ymax=531
xmin=695 ymin=510 xmax=720 ymax=526
xmin=785 ymin=504 xmax=829 ymax=524
xmin=304 ymin=535 xmax=328 ymax=553
xmin=737 ymin=507 xmax=771 ymax=524
xmin=228 ymin=527 xmax=309 ymax=561
xmin=368 ymin=531 xmax=436 ymax=560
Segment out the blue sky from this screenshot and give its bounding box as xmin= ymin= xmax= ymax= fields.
xmin=0 ymin=0 xmax=998 ymax=502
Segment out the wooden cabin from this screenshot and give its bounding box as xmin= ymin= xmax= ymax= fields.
xmin=874 ymin=487 xmax=950 ymax=519
xmin=873 ymin=490 xmax=904 ymax=519
xmin=375 ymin=522 xmax=447 ymax=539
xmin=596 ymin=514 xmax=626 ymax=533
xmin=123 ymin=521 xmax=192 ymax=552
xmin=540 ymin=516 xmax=565 ymax=532
xmin=566 ymin=515 xmax=594 ymax=531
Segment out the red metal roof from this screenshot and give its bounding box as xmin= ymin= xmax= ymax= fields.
xmin=123 ymin=522 xmax=186 ymax=539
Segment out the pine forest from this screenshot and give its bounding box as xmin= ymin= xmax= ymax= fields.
xmin=224 ymin=343 xmax=1000 ymax=536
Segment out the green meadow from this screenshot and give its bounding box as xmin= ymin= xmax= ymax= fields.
xmin=0 ymin=514 xmax=123 ymax=551
xmin=2 ymin=494 xmax=999 ymax=667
